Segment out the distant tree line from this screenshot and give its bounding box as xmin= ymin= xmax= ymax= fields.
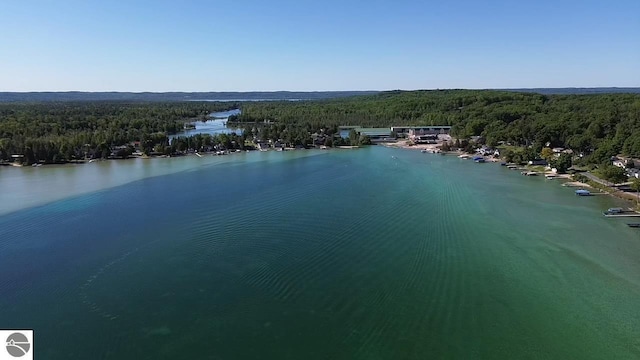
xmin=0 ymin=102 xmax=238 ymax=164
xmin=3 ymin=90 xmax=640 ymax=167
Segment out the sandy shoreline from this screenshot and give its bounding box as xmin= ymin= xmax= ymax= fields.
xmin=381 ymin=139 xmax=453 ymax=153
xmin=382 ymin=139 xmax=640 ymax=207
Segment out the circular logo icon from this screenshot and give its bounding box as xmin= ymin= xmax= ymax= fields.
xmin=5 ymin=333 xmax=30 ymax=357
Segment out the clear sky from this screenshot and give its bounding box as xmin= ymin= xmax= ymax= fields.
xmin=0 ymin=0 xmax=638 ymax=91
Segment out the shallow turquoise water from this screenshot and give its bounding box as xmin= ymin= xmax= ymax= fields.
xmin=1 ymin=147 xmax=639 ymax=359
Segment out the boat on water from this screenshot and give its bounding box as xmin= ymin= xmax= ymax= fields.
xmin=575 ymin=189 xmax=591 ymax=196
xmin=603 ymin=207 xmax=625 ymax=215
xmin=458 ymin=154 xmax=470 ymax=159
xmin=627 ymin=223 xmax=640 ymax=228
xmin=421 ymin=149 xmax=428 ymax=153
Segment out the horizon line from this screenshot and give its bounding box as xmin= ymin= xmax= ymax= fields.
xmin=1 ymin=87 xmax=639 ymax=94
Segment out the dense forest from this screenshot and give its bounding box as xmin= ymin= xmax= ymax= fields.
xmin=2 ymin=90 xmax=640 ymax=165
xmin=0 ymin=102 xmax=238 ymax=164
xmin=231 ymin=90 xmax=640 ymax=164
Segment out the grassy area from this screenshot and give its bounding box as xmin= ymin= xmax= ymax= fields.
xmin=527 ymin=165 xmax=547 ymax=172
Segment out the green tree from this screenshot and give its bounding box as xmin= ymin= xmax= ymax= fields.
xmin=348 ymin=129 xmax=358 ymax=146
xmin=551 ymin=153 xmax=572 ymax=173
xmin=599 ymin=165 xmax=628 ymax=184
xmin=325 ymin=137 xmax=333 ymax=147
xmin=540 ymin=147 xmax=554 ymax=162
xmin=358 ymin=135 xmax=372 ymax=145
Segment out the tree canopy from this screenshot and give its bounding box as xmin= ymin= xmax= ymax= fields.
xmin=3 ymin=90 xmax=640 ymax=166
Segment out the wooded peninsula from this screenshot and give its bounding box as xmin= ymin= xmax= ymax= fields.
xmin=2 ymin=90 xmax=640 ymax=171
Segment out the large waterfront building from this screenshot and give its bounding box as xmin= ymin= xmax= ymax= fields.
xmin=391 ymin=126 xmax=452 ymax=138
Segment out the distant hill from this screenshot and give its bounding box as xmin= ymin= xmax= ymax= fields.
xmin=0 ymin=91 xmax=378 ymax=102
xmin=0 ymin=88 xmax=638 ymax=102
xmin=502 ymin=87 xmax=640 ymax=95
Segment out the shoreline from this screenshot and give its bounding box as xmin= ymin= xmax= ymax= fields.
xmin=4 ymin=142 xmax=638 ymax=210
xmin=0 ymin=144 xmax=366 ymax=169
xmin=384 ymin=139 xmax=640 ymax=209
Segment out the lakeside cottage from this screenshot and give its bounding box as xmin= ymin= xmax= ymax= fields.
xmin=477 ymin=146 xmax=500 ymax=157
xmin=613 ymin=159 xmax=627 ymax=168
xmin=627 ymin=168 xmax=640 ymax=179
xmin=612 ymin=157 xmax=640 ymax=169
xmin=255 ymin=141 xmax=270 ymax=151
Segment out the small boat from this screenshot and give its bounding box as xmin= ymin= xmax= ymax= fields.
xmin=575 ymin=189 xmax=591 ymax=196
xmin=627 ymin=223 xmax=640 ymax=228
xmin=458 ymin=154 xmax=470 ymax=159
xmin=421 ymin=149 xmax=428 ymax=153
xmin=603 ymin=208 xmax=625 ymax=215
xmin=474 ymin=158 xmax=485 ymax=163
xmin=500 ymin=162 xmax=507 ymax=166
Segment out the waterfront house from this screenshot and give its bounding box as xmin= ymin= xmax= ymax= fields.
xmin=477 ymin=146 xmax=499 ymax=156
xmin=311 ymin=133 xmax=327 ymax=146
xmin=613 ymin=160 xmax=626 ymax=168
xmin=256 ymin=141 xmax=270 ymax=151
xmin=627 ymin=168 xmax=640 ymax=179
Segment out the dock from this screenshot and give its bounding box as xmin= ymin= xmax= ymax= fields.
xmin=603 ymin=207 xmax=640 ymax=217
xmin=603 ymin=213 xmax=640 ymax=217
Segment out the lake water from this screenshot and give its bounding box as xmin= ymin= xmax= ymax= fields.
xmin=1 ymin=147 xmax=639 ymax=359
xmin=170 ymin=109 xmax=242 ymax=140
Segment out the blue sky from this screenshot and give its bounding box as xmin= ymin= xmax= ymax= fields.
xmin=0 ymin=0 xmax=638 ymax=91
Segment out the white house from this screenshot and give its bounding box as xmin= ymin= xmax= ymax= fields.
xmin=613 ymin=160 xmax=626 ymax=168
